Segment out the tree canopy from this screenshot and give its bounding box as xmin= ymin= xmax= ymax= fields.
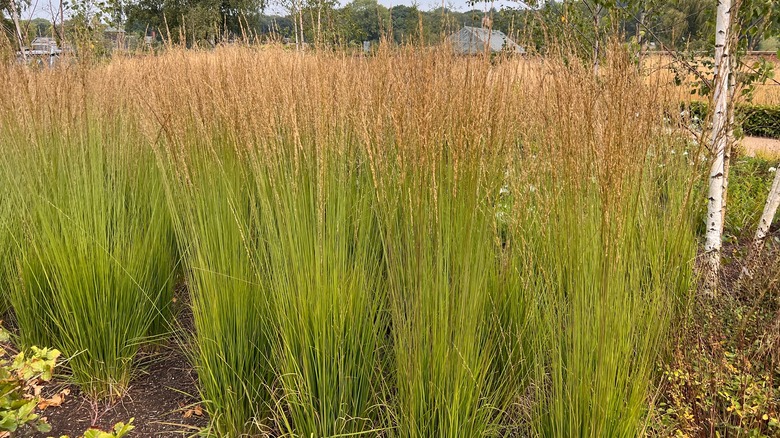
xmin=3 ymin=0 xmax=779 ymax=51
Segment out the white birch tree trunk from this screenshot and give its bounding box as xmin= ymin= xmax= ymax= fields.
xmin=316 ymin=0 xmax=322 ymax=46
xmin=703 ymin=0 xmax=733 ymax=297
xmin=738 ymin=168 xmax=780 ymax=287
xmin=8 ymin=0 xmax=27 ymax=62
xmin=292 ymin=0 xmax=300 ymax=50
xmin=59 ymin=0 xmax=64 ymax=44
xmin=752 ymin=170 xmax=780 ymax=255
xmin=592 ymin=5 xmax=601 ymax=75
xmin=721 ymin=58 xmax=737 ymax=236
xmin=299 ymin=6 xmax=306 ymax=48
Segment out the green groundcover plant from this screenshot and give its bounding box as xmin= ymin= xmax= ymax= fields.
xmin=0 ymin=326 xmax=134 ymax=438
xmin=0 ymin=331 xmax=58 ymax=435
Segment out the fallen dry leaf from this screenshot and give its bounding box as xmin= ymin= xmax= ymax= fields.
xmin=183 ymin=404 xmax=203 ymax=418
xmin=38 ymin=394 xmax=62 ymax=410
xmin=37 ymin=388 xmax=69 ymax=410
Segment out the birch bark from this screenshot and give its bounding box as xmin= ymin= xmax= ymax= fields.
xmin=739 ymin=169 xmax=780 ymax=285
xmin=592 ymin=4 xmax=601 ymax=75
xmin=703 ymin=0 xmax=733 ymax=296
xmin=752 ymin=170 xmax=780 ymax=257
xmin=8 ymin=0 xmax=26 ymax=62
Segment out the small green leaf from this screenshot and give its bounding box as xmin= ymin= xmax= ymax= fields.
xmin=36 ymin=420 xmax=52 ymax=432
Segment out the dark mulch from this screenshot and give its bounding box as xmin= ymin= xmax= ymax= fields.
xmin=24 ymin=346 xmax=207 ymax=438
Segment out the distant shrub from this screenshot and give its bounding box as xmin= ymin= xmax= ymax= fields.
xmin=682 ymin=101 xmax=780 ymax=139
xmin=741 ymin=105 xmax=780 ymax=139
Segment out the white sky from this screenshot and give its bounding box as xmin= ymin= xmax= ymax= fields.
xmin=24 ymin=0 xmax=64 ymax=20
xmin=261 ymin=0 xmax=523 ymax=16
xmin=24 ymin=0 xmax=526 ymax=21
xmin=378 ymin=0 xmax=521 ymax=12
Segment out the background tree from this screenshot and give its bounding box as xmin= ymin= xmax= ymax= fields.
xmin=341 ymin=0 xmax=387 ymax=42
xmin=389 ymin=5 xmax=421 ymax=44
xmin=2 ymin=0 xmax=27 ymax=59
xmin=125 ymin=0 xmax=263 ymax=44
xmin=652 ymin=0 xmax=713 ymax=50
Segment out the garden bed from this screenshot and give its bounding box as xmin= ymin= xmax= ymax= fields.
xmin=29 ymin=346 xmax=205 ymax=437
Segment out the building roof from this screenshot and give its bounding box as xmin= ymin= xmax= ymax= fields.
xmin=19 ymin=37 xmax=62 ymax=56
xmin=448 ymin=26 xmax=525 ymax=55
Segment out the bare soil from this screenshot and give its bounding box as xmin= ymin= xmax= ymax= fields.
xmin=22 ymin=346 xmax=207 ymax=438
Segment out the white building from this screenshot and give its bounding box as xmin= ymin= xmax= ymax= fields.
xmin=18 ymin=37 xmax=63 ymax=67
xmin=447 ymin=26 xmax=525 ymax=55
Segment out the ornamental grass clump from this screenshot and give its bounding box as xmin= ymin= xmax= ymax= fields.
xmin=258 ymin=141 xmax=387 ymax=437
xmin=504 ymin=52 xmax=699 ymax=437
xmin=355 ymin=50 xmax=532 ymax=437
xmin=152 ymin=50 xmax=389 ymax=436
xmin=150 ymin=52 xmax=281 ymax=436
xmin=0 ymin=69 xmax=177 ymax=399
xmin=0 ymin=45 xmax=700 ymax=436
xmin=140 ymin=46 xmax=698 ymax=436
xmin=250 ymin=64 xmax=387 ymax=438
xmin=372 ymin=152 xmax=515 ymax=438
xmin=159 ymin=136 xmax=276 ymax=437
xmin=0 ymin=192 xmax=13 ymax=316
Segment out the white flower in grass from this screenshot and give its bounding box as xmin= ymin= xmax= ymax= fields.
xmin=682 ymin=151 xmax=689 ymax=156
xmin=770 ymin=167 xmax=777 ymax=173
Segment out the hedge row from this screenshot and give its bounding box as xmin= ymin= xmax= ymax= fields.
xmin=686 ymin=101 xmax=780 ymax=139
